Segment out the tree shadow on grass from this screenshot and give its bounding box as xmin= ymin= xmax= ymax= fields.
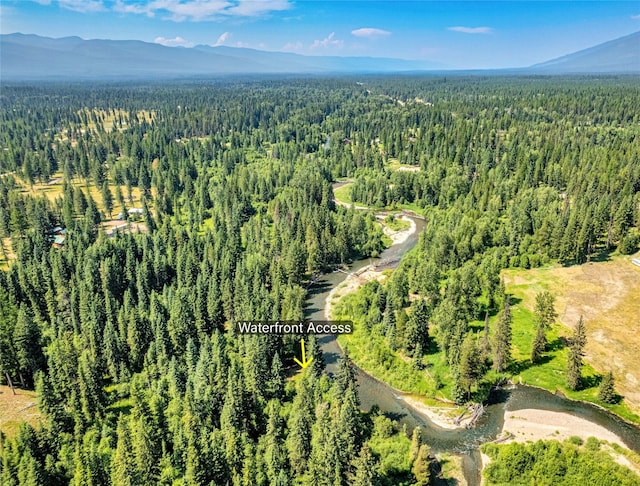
xmin=560 ymin=249 xmax=613 ymax=267
xmin=108 ymin=402 xmax=132 ymax=415
xmin=507 ymin=296 xmax=523 ymax=307
xmin=580 ymin=374 xmax=603 ymax=390
xmin=547 ymin=337 xmax=566 ymax=352
xmin=589 ymin=249 xmax=613 ymax=263
xmin=426 ymin=339 xmax=441 ymax=356
xmin=507 ymin=354 xmax=554 ymax=375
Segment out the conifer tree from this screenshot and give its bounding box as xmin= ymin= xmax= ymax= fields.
xmin=111 ymin=416 xmax=139 ymax=486
xmin=459 ymin=334 xmax=483 ymax=400
xmin=287 ymin=377 xmax=314 ymax=475
xmin=411 ymin=444 xmax=432 ymax=486
xmin=307 ymin=334 xmax=326 ymax=379
xmin=351 ymin=443 xmax=378 ymax=486
xmin=598 ymin=371 xmax=617 ymax=404
xmin=264 ymin=401 xmax=287 ymax=484
xmin=101 ymin=182 xmax=113 ymax=219
xmin=267 ymin=352 xmax=286 ymax=400
xmin=531 ymin=291 xmax=556 ymax=363
xmin=566 ymin=315 xmax=586 ymax=391
xmin=493 ymin=298 xmax=512 ymax=372
xmin=410 ymin=426 xmax=422 ymax=462
xmin=307 ymin=402 xmax=336 ymax=485
xmin=451 ymin=371 xmax=467 ymax=406
xmin=335 ymin=350 xmax=357 ymax=398
xmin=13 ymin=305 xmax=44 ymax=386
xmin=531 ymin=323 xmax=546 ymax=364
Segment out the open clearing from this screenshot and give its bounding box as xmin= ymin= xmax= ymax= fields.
xmin=0 ymin=385 xmax=41 ymax=437
xmin=20 ymin=171 xmax=144 ymax=210
xmin=503 ymin=252 xmax=640 ymax=413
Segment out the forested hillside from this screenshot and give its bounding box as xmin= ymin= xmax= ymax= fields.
xmin=0 ymin=76 xmax=639 ymax=485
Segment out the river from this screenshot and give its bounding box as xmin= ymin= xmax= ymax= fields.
xmin=304 ymin=207 xmax=640 ymax=485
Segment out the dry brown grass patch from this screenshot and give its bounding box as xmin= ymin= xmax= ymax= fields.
xmin=503 ymin=252 xmax=640 ymax=412
xmin=0 ymin=386 xmax=41 ymax=438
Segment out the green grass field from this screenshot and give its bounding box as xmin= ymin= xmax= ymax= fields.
xmin=337 ymin=321 xmax=436 ymax=396
xmin=333 ymin=182 xmax=355 ymax=205
xmin=382 ymin=214 xmax=410 ymax=232
xmin=333 ymin=181 xmax=423 ymax=215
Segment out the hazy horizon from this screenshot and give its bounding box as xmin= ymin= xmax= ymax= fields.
xmin=1 ymin=0 xmax=639 ymax=70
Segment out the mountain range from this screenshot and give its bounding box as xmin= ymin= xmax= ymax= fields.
xmin=1 ymin=31 xmax=638 ymax=80
xmin=0 ymin=33 xmax=441 ymax=80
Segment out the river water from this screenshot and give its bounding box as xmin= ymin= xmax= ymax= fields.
xmin=304 ymin=210 xmax=640 ymax=484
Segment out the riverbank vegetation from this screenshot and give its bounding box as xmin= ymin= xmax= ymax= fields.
xmin=482 ymin=437 xmax=640 ymax=485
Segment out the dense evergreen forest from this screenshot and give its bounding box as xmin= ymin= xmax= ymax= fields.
xmin=0 ymin=76 xmax=639 ymax=485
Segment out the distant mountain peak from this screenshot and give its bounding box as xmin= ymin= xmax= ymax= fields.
xmin=531 ymin=31 xmax=640 ymax=73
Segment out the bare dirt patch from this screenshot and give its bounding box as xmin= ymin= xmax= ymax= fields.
xmin=503 ymin=253 xmax=640 ymax=411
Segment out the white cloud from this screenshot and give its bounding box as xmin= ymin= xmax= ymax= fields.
xmin=310 ymin=32 xmax=343 ymax=50
xmin=351 ymin=27 xmax=391 ymax=38
xmin=281 ymin=41 xmax=303 ymax=52
xmin=59 ymin=0 xmax=105 ymax=13
xmin=32 ymin=0 xmax=52 ymax=5
xmin=154 ymin=36 xmax=193 ymax=47
xmin=114 ymin=0 xmax=150 ymax=15
xmin=113 ymin=0 xmax=290 ymax=22
xmin=632 ymin=14 xmax=640 ymax=20
xmin=227 ymin=0 xmax=290 ymax=17
xmin=448 ymin=26 xmax=493 ymax=34
xmin=214 ymin=31 xmax=231 ymax=46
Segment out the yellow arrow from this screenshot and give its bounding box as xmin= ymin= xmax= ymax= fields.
xmin=294 ymin=338 xmax=313 ymax=369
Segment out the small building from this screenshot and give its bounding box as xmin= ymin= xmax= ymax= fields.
xmin=51 ymin=226 xmax=67 ymax=248
xmin=127 ymin=208 xmax=144 ymax=221
xmin=632 ymin=258 xmax=640 ymax=268
xmin=53 ymin=234 xmax=66 ymax=249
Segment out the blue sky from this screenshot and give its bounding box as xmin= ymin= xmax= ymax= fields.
xmin=1 ymin=1 xmax=639 ymax=68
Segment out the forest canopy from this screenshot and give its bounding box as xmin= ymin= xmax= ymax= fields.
xmin=0 ymin=75 xmax=639 ymax=485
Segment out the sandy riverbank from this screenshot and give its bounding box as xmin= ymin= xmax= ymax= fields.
xmin=502 ymin=408 xmax=628 ymax=447
xmin=324 ymin=215 xmax=417 ymax=320
xmin=380 ymin=214 xmax=416 ymax=245
xmin=401 ymin=395 xmax=462 ymax=430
